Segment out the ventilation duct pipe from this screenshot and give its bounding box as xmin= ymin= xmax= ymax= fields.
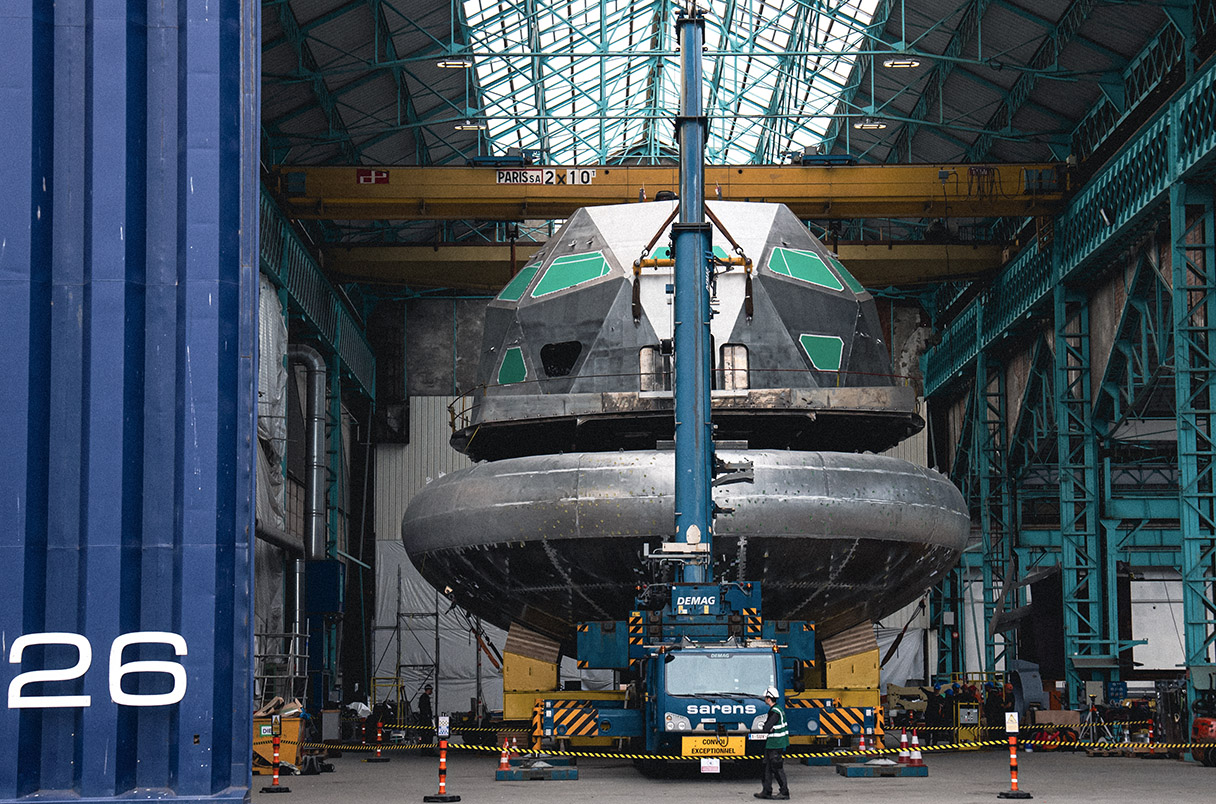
xmin=255 ymin=519 xmax=303 ymax=556
xmin=287 ymin=344 xmax=329 ymax=659
xmin=290 ymin=344 xmax=329 ymax=561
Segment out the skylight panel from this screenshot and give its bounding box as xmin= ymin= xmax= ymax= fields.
xmin=461 ymin=0 xmax=877 ymax=164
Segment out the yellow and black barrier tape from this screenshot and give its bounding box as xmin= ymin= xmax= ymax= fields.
xmin=256 ymin=737 xmax=1210 ymax=761
xmin=907 ymin=720 xmax=1154 ymax=732
xmin=255 ymin=738 xmax=441 ymax=752
xmin=356 ymin=723 xmax=504 ymax=733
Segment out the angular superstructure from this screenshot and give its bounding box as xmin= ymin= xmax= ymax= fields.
xmin=403 ymin=200 xmax=967 ymax=646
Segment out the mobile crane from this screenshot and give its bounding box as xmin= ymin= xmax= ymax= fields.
xmin=537 ymin=5 xmax=874 ymax=760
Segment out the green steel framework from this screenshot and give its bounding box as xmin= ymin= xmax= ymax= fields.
xmin=924 ymin=46 xmax=1216 ymax=716
xmin=1053 ymin=285 xmax=1113 ymax=703
xmin=1171 ymin=183 xmax=1216 ymax=716
xmin=261 ymin=0 xmax=1195 ymax=172
xmin=976 ymin=351 xmax=1016 ymax=671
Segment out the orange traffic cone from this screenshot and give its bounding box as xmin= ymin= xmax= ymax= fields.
xmin=498 ymin=738 xmax=511 ymax=771
xmin=908 ymin=728 xmax=925 ymax=767
xmin=898 ymin=727 xmax=910 ymax=764
xmin=511 ymin=736 xmax=520 ymax=756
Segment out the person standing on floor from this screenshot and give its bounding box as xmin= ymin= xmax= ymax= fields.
xmin=755 ymin=686 xmax=790 ymax=800
xmin=417 ymin=683 xmax=435 ymax=753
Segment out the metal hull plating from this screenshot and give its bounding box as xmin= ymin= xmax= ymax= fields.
xmin=401 ymin=450 xmax=967 ymax=645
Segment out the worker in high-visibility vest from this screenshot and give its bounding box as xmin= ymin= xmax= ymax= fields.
xmin=755 ymin=686 xmax=790 ymax=800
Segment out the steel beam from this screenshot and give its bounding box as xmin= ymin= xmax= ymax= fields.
xmin=925 ymin=55 xmax=1216 ymax=397
xmin=318 ymin=240 xmax=1005 ymax=290
xmin=1054 ymin=284 xmax=1114 ymax=706
xmin=966 ymin=0 xmax=1098 ymax=162
xmin=976 ymin=351 xmax=1015 ymax=670
xmin=885 ymin=0 xmax=993 ymax=164
xmin=1170 ymin=180 xmax=1216 ymax=726
xmin=271 ymin=162 xmax=1066 ymax=221
xmin=931 ymin=564 xmax=966 ymax=681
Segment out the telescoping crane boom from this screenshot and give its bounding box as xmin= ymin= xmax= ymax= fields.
xmin=541 ymin=4 xmax=875 ymax=761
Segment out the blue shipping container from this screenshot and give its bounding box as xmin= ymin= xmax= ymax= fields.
xmin=0 ymin=2 xmax=258 ymax=803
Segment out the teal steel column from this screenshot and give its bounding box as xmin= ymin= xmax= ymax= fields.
xmin=976 ymin=351 xmax=1015 ymax=671
xmin=1170 ymin=180 xmax=1216 ymax=726
xmin=1054 ymin=284 xmax=1110 ymax=706
xmin=931 ymin=564 xmax=965 ymax=681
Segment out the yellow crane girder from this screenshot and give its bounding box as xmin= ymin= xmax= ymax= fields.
xmin=322 ymin=241 xmax=1007 ymax=292
xmin=271 ymin=163 xmax=1068 ymax=221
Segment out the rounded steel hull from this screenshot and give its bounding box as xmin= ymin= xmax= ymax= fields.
xmin=401 ymin=449 xmax=968 ymax=645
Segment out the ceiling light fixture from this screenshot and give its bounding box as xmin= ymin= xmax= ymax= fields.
xmin=883 ymin=57 xmax=920 ymax=68
xmin=437 ymin=58 xmax=474 ymax=69
xmin=455 ymin=119 xmax=487 ymax=131
xmin=852 ymin=118 xmax=887 ymax=130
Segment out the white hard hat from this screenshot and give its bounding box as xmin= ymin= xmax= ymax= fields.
xmin=763 ymin=687 xmax=780 ymax=700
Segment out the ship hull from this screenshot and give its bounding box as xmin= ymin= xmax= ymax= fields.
xmin=401 ymin=449 xmax=968 ymax=645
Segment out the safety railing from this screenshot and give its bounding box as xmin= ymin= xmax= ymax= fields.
xmin=260 ymin=185 xmax=376 ymax=398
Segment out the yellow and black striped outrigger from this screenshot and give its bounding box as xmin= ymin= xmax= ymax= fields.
xmin=628 ymin=610 xmax=644 ymax=668
xmin=786 ymin=698 xmax=879 ymax=739
xmin=544 ymin=700 xmax=602 ymax=738
xmin=743 ymin=607 xmax=762 ymax=637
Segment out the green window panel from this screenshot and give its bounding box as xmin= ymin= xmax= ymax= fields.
xmin=829 ymin=254 xmax=866 ymax=294
xmin=498 ymin=262 xmax=542 ymax=301
xmin=531 ymin=251 xmax=612 ymax=298
xmin=498 ymin=346 xmax=527 ymax=385
xmin=650 ymin=245 xmax=730 ymax=260
xmin=768 ymin=247 xmax=845 ymax=291
xmin=799 ymin=334 xmax=844 ymax=371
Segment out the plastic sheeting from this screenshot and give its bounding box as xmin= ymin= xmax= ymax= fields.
xmin=257 ymin=272 xmax=288 ymax=531
xmin=254 ymin=273 xmax=290 ymax=669
xmin=877 ymin=598 xmax=930 ymax=690
xmin=372 ymin=540 xmax=609 ymax=718
xmin=373 ymin=540 xmax=508 ymax=716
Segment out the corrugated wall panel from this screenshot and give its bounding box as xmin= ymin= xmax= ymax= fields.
xmin=0 ymin=3 xmax=257 ymax=803
xmin=374 ymin=397 xmax=472 ymax=544
xmin=881 ymin=405 xmax=929 ymax=468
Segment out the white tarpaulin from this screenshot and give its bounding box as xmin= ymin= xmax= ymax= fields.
xmin=373 ymin=540 xmax=508 ymax=717
xmin=876 ymin=599 xmax=930 ymax=690
xmin=373 ymin=538 xmax=609 ymax=718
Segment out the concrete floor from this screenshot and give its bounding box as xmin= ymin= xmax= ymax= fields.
xmin=255 ymin=747 xmax=1214 ymax=803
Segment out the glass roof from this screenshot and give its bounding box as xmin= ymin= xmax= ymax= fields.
xmin=461 ymin=0 xmax=881 ymax=165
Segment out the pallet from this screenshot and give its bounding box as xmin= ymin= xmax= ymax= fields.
xmin=495 ymin=767 xmax=579 ymax=781
xmin=509 ymin=755 xmax=574 ymax=767
xmin=835 ymin=763 xmax=928 ymax=777
xmin=1085 ymin=745 xmax=1171 ymax=758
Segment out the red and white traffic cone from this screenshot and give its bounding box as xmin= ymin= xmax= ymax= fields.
xmin=260 ymin=732 xmax=292 ymax=793
xmin=908 ymin=728 xmax=925 ymax=767
xmin=511 ymin=735 xmax=520 ymax=756
xmin=898 ymin=727 xmax=910 ymax=764
xmin=1148 ymin=723 xmax=1155 ymax=756
xmin=997 ymin=733 xmax=1031 ymax=799
xmin=423 ymin=736 xmax=460 ymax=802
xmin=498 ymin=738 xmax=511 ymax=772
xmin=364 ymin=724 xmax=390 ymax=763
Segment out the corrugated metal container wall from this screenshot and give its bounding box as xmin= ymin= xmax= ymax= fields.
xmin=1 ymin=3 xmax=258 ymax=803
